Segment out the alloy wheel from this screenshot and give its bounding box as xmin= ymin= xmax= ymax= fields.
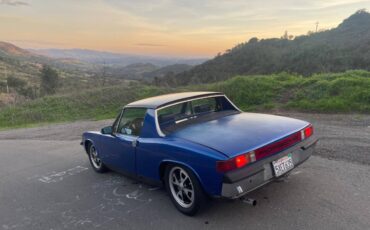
xmin=169 ymin=166 xmax=194 ymax=208
xmin=89 ymin=145 xmax=102 ymax=169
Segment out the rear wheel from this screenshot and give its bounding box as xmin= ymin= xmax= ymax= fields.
xmin=88 ymin=143 xmax=107 ymax=173
xmin=164 ymin=164 xmax=206 ymax=216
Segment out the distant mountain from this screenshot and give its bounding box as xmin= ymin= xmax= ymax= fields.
xmin=162 ymin=10 xmax=370 ymax=86
xmin=0 ymin=41 xmax=197 ymax=89
xmin=103 ymin=63 xmax=193 ymax=80
xmin=143 ymin=64 xmax=192 ymax=78
xmin=31 ymin=48 xmax=208 ymax=67
xmin=105 ymin=63 xmax=158 ymax=79
xmin=0 ymin=41 xmax=96 ymax=100
xmin=0 ymin=41 xmax=35 ymax=57
xmin=0 ymin=42 xmax=46 ymax=84
xmin=0 ymin=41 xmax=94 ymax=72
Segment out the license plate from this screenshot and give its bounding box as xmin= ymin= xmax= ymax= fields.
xmin=272 ymin=154 xmax=294 ymax=177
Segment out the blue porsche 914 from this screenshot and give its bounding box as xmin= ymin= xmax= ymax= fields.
xmin=81 ymin=92 xmax=318 ymax=215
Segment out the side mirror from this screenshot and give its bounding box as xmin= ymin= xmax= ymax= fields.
xmin=101 ymin=126 xmax=113 ymax=135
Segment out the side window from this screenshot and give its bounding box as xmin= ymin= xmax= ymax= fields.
xmin=116 ymin=108 xmax=147 ymax=136
xmin=157 ymin=102 xmax=192 ymax=126
xmin=112 ymin=110 xmax=123 ymax=132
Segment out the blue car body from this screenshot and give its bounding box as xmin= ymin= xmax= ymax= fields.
xmin=82 ymin=92 xmax=318 ymax=198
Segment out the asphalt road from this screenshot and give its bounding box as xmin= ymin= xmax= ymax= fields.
xmin=0 ymin=113 xmax=369 ymax=230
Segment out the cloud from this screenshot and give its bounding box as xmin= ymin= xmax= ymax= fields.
xmin=0 ymin=0 xmax=29 ymax=6
xmin=135 ymin=43 xmax=167 ymax=47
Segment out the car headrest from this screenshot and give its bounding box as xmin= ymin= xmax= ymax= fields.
xmin=194 ymin=104 xmax=212 ymax=114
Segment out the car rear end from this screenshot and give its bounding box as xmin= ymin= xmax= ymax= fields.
xmin=217 ymin=125 xmax=318 ymax=199
xmin=154 ymin=94 xmax=318 ymax=200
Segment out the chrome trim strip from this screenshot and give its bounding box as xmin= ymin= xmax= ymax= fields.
xmin=113 ymin=109 xmax=124 ymax=134
xmin=156 ymin=94 xmax=225 ymax=110
xmin=154 ymin=109 xmax=166 ymax=137
xmin=175 ymin=118 xmax=189 ymax=124
xmin=224 ymin=95 xmax=242 ymax=112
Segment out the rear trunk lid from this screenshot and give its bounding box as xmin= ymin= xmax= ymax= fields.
xmin=170 ymin=112 xmax=309 ymax=158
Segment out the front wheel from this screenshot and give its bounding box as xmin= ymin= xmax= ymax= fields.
xmin=164 ymin=165 xmax=206 ymax=216
xmin=88 ymin=143 xmax=108 ymax=173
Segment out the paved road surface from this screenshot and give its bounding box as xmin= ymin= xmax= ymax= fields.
xmin=0 ymin=113 xmax=369 ymax=229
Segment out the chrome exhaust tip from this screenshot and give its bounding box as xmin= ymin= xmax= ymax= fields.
xmin=240 ymin=197 xmax=257 ymax=206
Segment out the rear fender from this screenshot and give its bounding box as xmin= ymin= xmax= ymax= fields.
xmin=159 ymin=159 xmax=206 ymax=193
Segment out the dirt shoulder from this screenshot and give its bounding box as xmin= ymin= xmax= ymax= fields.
xmin=277 ymin=112 xmax=370 ymax=165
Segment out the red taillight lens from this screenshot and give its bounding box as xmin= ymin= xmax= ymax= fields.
xmin=217 ymin=125 xmax=314 ymax=173
xmin=235 ymin=155 xmax=248 ymax=168
xmin=216 ymin=153 xmax=254 ymax=173
xmin=304 ymin=126 xmax=313 ymax=138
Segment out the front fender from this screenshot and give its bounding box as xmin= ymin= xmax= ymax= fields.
xmin=81 ymin=132 xmax=102 ymax=155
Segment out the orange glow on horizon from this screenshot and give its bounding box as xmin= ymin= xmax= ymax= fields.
xmin=0 ymin=0 xmax=368 ymax=57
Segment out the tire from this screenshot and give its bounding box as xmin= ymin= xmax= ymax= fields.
xmin=164 ymin=164 xmax=206 ymax=216
xmin=88 ymin=143 xmax=108 ymax=173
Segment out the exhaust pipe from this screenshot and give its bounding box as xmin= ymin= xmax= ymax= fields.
xmin=240 ymin=197 xmax=257 ymax=206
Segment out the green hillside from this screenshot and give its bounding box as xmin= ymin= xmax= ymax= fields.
xmin=0 ymin=84 xmax=172 ymax=128
xmin=1 ymin=70 xmax=369 ymax=129
xmin=0 ymin=41 xmax=131 ymax=104
xmin=199 ymin=70 xmax=370 ymax=112
xmin=160 ymin=10 xmax=370 ymax=86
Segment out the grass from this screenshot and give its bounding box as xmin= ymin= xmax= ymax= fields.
xmin=0 ymin=83 xmax=173 ymax=129
xmin=199 ymin=70 xmax=370 ymax=112
xmin=1 ymin=70 xmax=370 ymax=129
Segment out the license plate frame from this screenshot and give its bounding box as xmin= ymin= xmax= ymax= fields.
xmin=272 ymin=154 xmax=294 ymax=177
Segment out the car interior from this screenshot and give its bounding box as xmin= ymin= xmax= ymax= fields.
xmin=116 ymin=108 xmax=147 ymax=136
xmin=158 ymin=96 xmax=239 ymax=134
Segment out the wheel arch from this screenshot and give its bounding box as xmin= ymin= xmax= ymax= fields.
xmin=83 ymin=139 xmax=95 ymax=154
xmin=159 ymin=160 xmax=207 ymax=194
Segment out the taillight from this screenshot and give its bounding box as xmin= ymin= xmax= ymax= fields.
xmin=235 ymin=155 xmax=248 ymax=167
xmin=301 ymin=125 xmax=313 ymax=140
xmin=216 ymin=152 xmax=256 ymax=173
xmin=217 ymin=124 xmax=314 ymax=173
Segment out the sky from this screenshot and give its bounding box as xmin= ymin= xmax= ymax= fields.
xmin=1 ymin=0 xmax=370 ymax=57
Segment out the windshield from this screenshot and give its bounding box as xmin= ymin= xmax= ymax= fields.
xmin=157 ymin=96 xmax=239 ymax=135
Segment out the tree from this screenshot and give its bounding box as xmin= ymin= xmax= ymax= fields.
xmin=40 ymin=65 xmax=59 ymax=95
xmin=281 ymin=31 xmax=294 ymax=40
xmin=248 ymin=37 xmax=259 ymax=43
xmin=281 ymin=30 xmax=289 ymax=39
xmin=7 ymin=76 xmax=26 ymax=88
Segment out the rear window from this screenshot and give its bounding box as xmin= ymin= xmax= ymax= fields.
xmin=157 ymin=96 xmax=239 ymax=135
xmin=192 ymin=98 xmax=217 ymax=114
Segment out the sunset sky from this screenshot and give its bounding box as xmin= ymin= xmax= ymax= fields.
xmin=1 ymin=0 xmax=370 ymax=57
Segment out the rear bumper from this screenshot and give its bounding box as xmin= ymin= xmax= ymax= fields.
xmin=221 ymin=136 xmax=318 ymax=198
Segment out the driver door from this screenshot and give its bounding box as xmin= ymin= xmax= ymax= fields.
xmin=103 ymin=107 xmax=147 ymax=175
